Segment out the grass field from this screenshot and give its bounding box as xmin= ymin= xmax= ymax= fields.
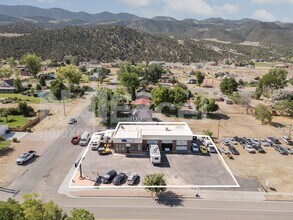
xmin=0 ymin=140 xmax=11 ymax=151
xmin=0 ymin=116 xmax=31 ymax=128
xmin=0 ymin=93 xmax=42 ymax=104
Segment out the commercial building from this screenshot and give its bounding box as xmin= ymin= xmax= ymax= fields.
xmin=112 ymin=122 xmax=193 ymax=153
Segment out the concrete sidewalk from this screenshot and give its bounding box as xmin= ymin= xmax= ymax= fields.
xmin=67 ymin=188 xmax=293 ymax=202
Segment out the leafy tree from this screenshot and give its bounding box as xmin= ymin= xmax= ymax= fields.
xmin=7 ymin=57 xmax=17 ymax=68
xmin=230 ymin=93 xmax=251 ymax=114
xmin=0 ymin=198 xmax=23 ymax=220
xmin=67 ymin=208 xmax=95 ymax=220
xmin=151 ymin=87 xmax=171 ymax=106
xmin=50 ymin=80 xmax=67 ymax=100
xmin=94 ymin=67 xmax=111 ymax=83
xmin=0 ymin=66 xmax=13 ymax=80
xmin=145 ymin=64 xmax=165 ymax=84
xmin=169 ymin=86 xmax=187 ymax=106
xmin=36 ymin=84 xmax=42 ymax=91
xmin=143 ymin=173 xmax=166 ymax=196
xmin=195 ymin=95 xmax=219 ymax=114
xmin=195 ymin=71 xmax=205 ymax=86
xmin=39 ymin=75 xmax=46 ymax=87
xmin=57 ymin=65 xmax=82 ymax=91
xmin=42 ymin=201 xmax=65 ymax=220
xmin=22 ymin=193 xmax=44 ymax=220
xmin=220 ymin=77 xmax=238 ymax=95
xmin=89 ymin=88 xmax=125 ymax=125
xmin=1 ymin=108 xmax=10 ymax=122
xmin=18 ymin=102 xmax=34 ymax=117
xmin=118 ymin=72 xmax=140 ymax=100
xmin=254 ymin=104 xmax=272 ymax=124
xmin=21 ymin=54 xmax=42 ymax=78
xmin=255 ymin=68 xmax=288 ymax=98
xmin=274 ymin=100 xmax=293 ymax=117
xmin=13 ymin=77 xmax=23 ymax=93
xmin=71 ymin=56 xmax=80 ymax=66
xmin=203 ymin=129 xmax=213 ymax=137
xmin=289 ymin=77 xmax=293 ymax=86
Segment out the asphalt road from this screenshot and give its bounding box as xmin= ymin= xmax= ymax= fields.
xmin=0 ymin=102 xmax=292 ymax=219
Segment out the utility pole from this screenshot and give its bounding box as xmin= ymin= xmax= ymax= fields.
xmin=63 ymin=98 xmax=66 ymax=116
xmin=217 ymin=120 xmax=221 ymax=139
xmin=79 ymin=164 xmax=83 ymax=179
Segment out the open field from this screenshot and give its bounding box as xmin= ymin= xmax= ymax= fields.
xmin=0 ymin=93 xmax=42 ymax=104
xmin=0 ymin=140 xmax=11 ymax=150
xmin=0 ymin=116 xmax=31 ymax=128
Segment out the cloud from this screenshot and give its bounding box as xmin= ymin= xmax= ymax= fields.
xmin=119 ymin=0 xmax=239 ymax=17
xmin=35 ymin=0 xmax=57 ymax=3
xmin=251 ymin=0 xmax=293 ymax=4
xmin=252 ymin=9 xmax=276 ymax=21
xmin=118 ymin=0 xmax=155 ymax=7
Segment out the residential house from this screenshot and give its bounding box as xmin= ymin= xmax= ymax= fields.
xmin=17 ymin=66 xmax=31 ymax=76
xmin=0 ymin=79 xmax=15 ymax=93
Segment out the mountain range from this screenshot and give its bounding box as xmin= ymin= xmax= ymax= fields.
xmin=0 ymin=5 xmax=293 ymax=47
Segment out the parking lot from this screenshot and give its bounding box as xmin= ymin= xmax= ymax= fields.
xmin=72 ymin=147 xmax=237 ymax=187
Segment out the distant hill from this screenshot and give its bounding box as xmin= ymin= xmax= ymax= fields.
xmin=0 ymin=25 xmax=225 ymax=62
xmin=0 ymin=5 xmax=292 ymax=47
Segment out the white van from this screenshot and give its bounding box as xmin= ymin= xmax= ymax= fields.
xmin=91 ymin=135 xmax=102 ymax=150
xmin=79 ymin=131 xmax=90 ymax=146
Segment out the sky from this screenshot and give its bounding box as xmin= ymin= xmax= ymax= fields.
xmin=0 ymin=0 xmax=292 ymax=22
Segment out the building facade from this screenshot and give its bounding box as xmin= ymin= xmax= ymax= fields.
xmin=112 ymin=122 xmax=193 ymax=154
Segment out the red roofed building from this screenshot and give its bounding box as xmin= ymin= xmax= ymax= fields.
xmin=131 ymin=98 xmax=151 ymax=107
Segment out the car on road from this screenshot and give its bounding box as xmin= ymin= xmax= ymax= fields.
xmin=228 ymin=145 xmax=239 ymax=155
xmin=68 ymin=118 xmax=77 ymax=124
xmin=127 ymin=172 xmax=138 ymax=185
xmin=244 ymin=145 xmax=256 ymax=153
xmin=113 ymin=173 xmax=127 ymax=185
xmin=200 ymin=146 xmax=208 ymax=154
xmin=79 ymin=131 xmax=90 ymax=146
xmin=16 ymin=151 xmax=36 ymax=165
xmin=101 ymin=170 xmax=117 ymax=184
xmin=281 ymin=136 xmax=293 ymax=145
xmin=71 ymin=135 xmax=80 ymax=145
xmin=192 ymin=143 xmax=199 ymax=153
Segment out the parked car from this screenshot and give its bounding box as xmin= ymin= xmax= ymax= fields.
xmin=98 ymin=147 xmax=111 ymax=155
xmin=274 ymin=146 xmax=288 ymax=155
xmin=281 ymin=136 xmax=293 ymax=145
xmin=244 ymin=145 xmax=256 ymax=153
xmin=283 ymin=147 xmax=293 ymax=154
xmin=192 ymin=136 xmax=197 ymax=142
xmin=208 ymin=145 xmax=217 ymax=153
xmin=228 ymin=138 xmax=238 ymax=145
xmin=127 ymin=172 xmax=138 ymax=185
xmin=220 ymin=138 xmax=230 ymax=146
xmin=68 ymin=118 xmax=77 ymax=124
xmin=220 ymin=147 xmax=228 ymax=154
xmin=259 ymin=139 xmax=270 ymax=147
xmin=102 ymin=170 xmax=117 ymax=184
xmin=71 ymin=135 xmax=80 ymax=145
xmin=228 ymin=145 xmax=239 ymax=155
xmin=16 ymin=151 xmax=36 ymax=165
xmin=113 ymin=173 xmax=127 ymax=185
xmin=192 ymin=143 xmax=199 ymax=153
xmin=200 ymin=146 xmax=208 ymax=154
xmin=265 ymin=138 xmax=274 ymax=146
xmin=226 ymin=152 xmax=234 ymax=159
xmin=253 ymin=145 xmax=266 ymax=153
xmin=268 ymin=137 xmax=281 ymax=144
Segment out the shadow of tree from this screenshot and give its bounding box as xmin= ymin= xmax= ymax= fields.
xmin=155 ymin=191 xmax=184 ymax=207
xmin=0 ymin=146 xmax=14 ymax=157
xmin=270 ymin=122 xmax=285 ymax=128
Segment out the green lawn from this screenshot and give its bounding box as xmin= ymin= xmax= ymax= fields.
xmin=0 ymin=140 xmax=11 ymax=151
xmin=0 ymin=93 xmax=42 ymax=104
xmin=0 ymin=116 xmax=31 ymax=128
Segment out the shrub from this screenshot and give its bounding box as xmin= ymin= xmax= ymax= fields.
xmin=26 ymin=128 xmax=32 ymax=132
xmin=12 ymin=137 xmax=18 ymax=142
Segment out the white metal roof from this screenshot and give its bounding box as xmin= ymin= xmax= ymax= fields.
xmin=113 ymin=122 xmax=193 ymax=141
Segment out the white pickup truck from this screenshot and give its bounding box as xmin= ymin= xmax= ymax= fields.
xmin=16 ymin=151 xmax=36 ymax=165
